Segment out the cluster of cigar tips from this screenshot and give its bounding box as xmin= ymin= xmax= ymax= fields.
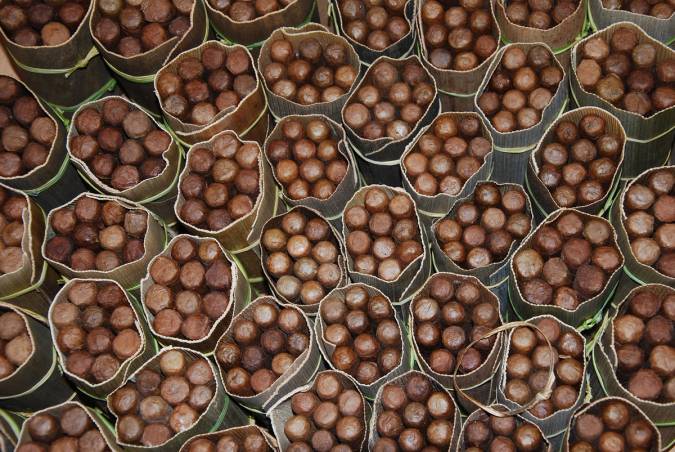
xmin=374 ymin=374 xmax=456 ymax=450
xmin=283 ymin=372 xmax=366 ymax=451
xmin=601 ymin=0 xmax=673 ymax=17
xmin=321 ymin=285 xmax=402 ymax=384
xmin=413 ymin=276 xmax=500 ymax=375
xmin=613 ymin=288 xmax=674 ymax=402
xmin=505 ymin=0 xmax=580 ymax=30
xmin=266 ymin=118 xmax=349 ymax=201
xmin=404 ymin=115 xmax=491 ymax=196
xmin=157 ymin=46 xmax=256 ymax=125
xmin=337 ymin=0 xmax=410 ymax=50
xmin=94 ymin=0 xmax=195 ymax=57
xmin=344 ymin=61 xmax=435 ymax=141
xmin=576 ymin=27 xmax=675 ymax=116
xmin=264 ymin=37 xmax=357 ymax=106
xmin=513 ymin=211 xmax=622 ymax=309
xmin=435 ymin=182 xmax=531 ymax=269
xmin=478 ymin=45 xmax=563 ymax=132
xmin=216 ymin=300 xmax=309 ymax=396
xmin=344 ymin=187 xmax=423 ymax=281
xmin=505 ymin=318 xmax=585 ymax=419
xmin=110 ymin=349 xmax=216 ymax=446
xmin=0 ymin=187 xmax=27 ymax=275
xmin=570 ymin=398 xmax=658 ymax=451
xmin=208 ymin=0 xmax=294 ymax=21
xmin=52 ymin=281 xmax=142 ymax=383
xmin=262 ymin=209 xmax=342 ymax=306
xmin=185 ymin=429 xmax=271 ymax=452
xmin=0 ymin=76 xmax=56 ymax=177
xmin=462 ymin=409 xmax=546 ymax=451
xmin=623 ymin=168 xmax=674 ymax=277
xmin=179 ymin=132 xmax=260 ymax=231
xmin=45 ymin=196 xmax=148 ymax=271
xmin=421 ymin=0 xmax=498 ymax=71
xmin=17 ymin=405 xmax=111 ymax=452
xmin=537 ymin=113 xmax=622 ymax=208
xmin=0 ymin=309 xmax=32 ymax=379
xmin=144 ymin=237 xmax=233 ymax=341
xmin=0 ymin=0 xmax=87 ymax=46
xmin=70 ymin=98 xmax=170 ymax=191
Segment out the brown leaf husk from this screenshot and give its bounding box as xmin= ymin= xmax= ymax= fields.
xmin=400 ymin=112 xmax=495 ymax=228
xmin=180 ymin=425 xmax=279 ymax=451
xmin=570 ymin=22 xmax=675 ymax=179
xmin=333 ymin=0 xmax=417 ymax=65
xmin=431 ymin=182 xmax=534 ymax=304
xmin=206 ymin=0 xmax=316 ymax=47
xmin=592 ymin=284 xmax=674 ymax=447
xmin=315 ymin=283 xmax=411 ymax=399
xmin=526 ymin=107 xmax=627 ymax=217
xmin=416 ymin=0 xmax=502 ymax=111
xmin=508 ymin=208 xmax=624 ymax=327
xmin=0 ymin=185 xmax=59 ymax=320
xmin=90 ymin=0 xmax=210 ymax=114
xmin=475 ymin=43 xmax=569 ymax=185
xmin=0 ymin=2 xmax=113 ymax=108
xmin=491 ymin=0 xmax=586 ymax=69
xmin=561 ymin=396 xmax=663 ymax=452
xmin=609 ymin=166 xmax=675 ymax=286
xmin=409 ymin=273 xmax=505 ymax=412
xmin=341 ymin=55 xmax=440 ymax=187
xmin=0 ymin=77 xmax=89 ymax=208
xmin=269 ymin=370 xmax=370 ymax=451
xmin=139 ymin=235 xmax=249 ymax=353
xmin=215 ymin=296 xmax=324 ymax=412
xmin=16 ymin=401 xmax=121 ymax=450
xmin=155 ymin=41 xmax=269 ymax=146
xmin=341 ymin=185 xmax=432 ymax=305
xmin=260 ymin=206 xmax=347 ymax=315
xmin=263 ymin=115 xmax=359 ymax=229
xmin=49 ymin=279 xmax=156 ymax=399
xmin=173 ymin=130 xmax=281 ymax=286
xmin=367 ymin=370 xmax=463 ymax=451
xmin=41 ymin=193 xmax=166 ymax=289
xmin=459 ymin=404 xmax=553 ymax=451
xmin=496 ymin=315 xmax=588 ymax=441
xmin=0 ymin=303 xmax=75 ymax=412
xmin=107 ymin=347 xmax=242 ymax=452
xmin=257 ymin=24 xmax=362 ymax=122
xmin=67 ymin=95 xmax=181 ymax=222
xmin=587 ymin=0 xmax=674 ymax=43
